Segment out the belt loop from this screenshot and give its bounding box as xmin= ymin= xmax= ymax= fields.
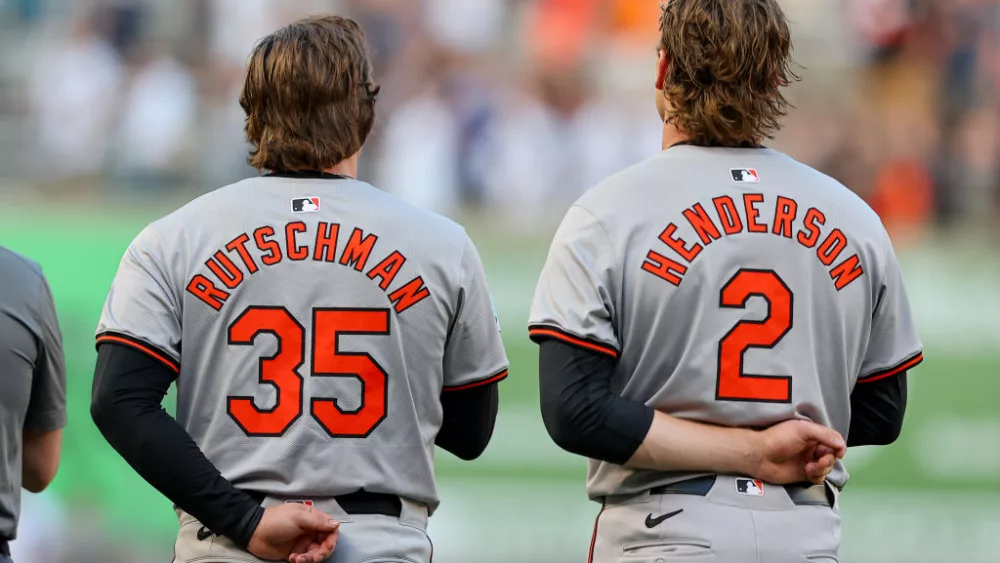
xmin=397 ymin=497 xmax=429 ymax=530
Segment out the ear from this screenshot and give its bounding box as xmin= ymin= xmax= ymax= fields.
xmin=655 ymin=50 xmax=669 ymax=90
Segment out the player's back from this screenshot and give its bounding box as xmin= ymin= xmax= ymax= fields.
xmin=532 ymin=145 xmax=921 ymax=498
xmin=97 ymin=174 xmax=507 ymax=510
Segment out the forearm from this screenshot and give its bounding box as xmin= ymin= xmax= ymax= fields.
xmin=21 ymin=429 xmax=62 ymax=492
xmin=848 ymin=372 xmax=907 ymax=447
xmin=540 ymin=339 xmax=767 ymax=473
xmin=626 ymin=411 xmax=759 ymax=474
xmin=436 ymin=382 xmax=499 ymax=460
xmin=91 ymin=344 xmax=263 ymax=548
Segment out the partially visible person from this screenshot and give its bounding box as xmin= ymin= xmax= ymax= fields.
xmin=0 ymin=248 xmax=67 ymax=563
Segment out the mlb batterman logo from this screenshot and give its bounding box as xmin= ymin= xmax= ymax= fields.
xmin=735 ymin=478 xmax=764 ymax=496
xmin=731 ymin=168 xmax=760 ymax=183
xmin=291 ymin=197 xmax=321 ymax=213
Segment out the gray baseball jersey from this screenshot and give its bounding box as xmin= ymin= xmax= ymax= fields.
xmin=0 ymin=248 xmax=66 ymax=540
xmin=529 ymin=145 xmax=922 ymax=500
xmin=96 ymin=175 xmax=508 ymax=512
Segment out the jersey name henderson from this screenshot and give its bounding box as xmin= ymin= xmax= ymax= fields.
xmin=643 ymin=193 xmax=864 ymax=290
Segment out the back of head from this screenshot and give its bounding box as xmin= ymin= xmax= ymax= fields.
xmin=241 ymin=15 xmax=379 ymax=172
xmin=659 ymin=0 xmax=796 ymax=147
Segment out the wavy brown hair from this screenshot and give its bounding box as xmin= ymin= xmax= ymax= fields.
xmin=659 ymin=0 xmax=798 ymax=146
xmin=241 ymin=15 xmax=380 ymax=172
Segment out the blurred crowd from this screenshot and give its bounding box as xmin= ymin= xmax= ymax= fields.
xmin=0 ymin=0 xmax=998 ymax=238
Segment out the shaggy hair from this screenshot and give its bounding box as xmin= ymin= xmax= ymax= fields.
xmin=241 ymin=15 xmax=380 ymax=171
xmin=659 ymin=0 xmax=799 ymax=146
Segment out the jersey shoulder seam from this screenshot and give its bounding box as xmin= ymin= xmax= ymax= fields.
xmin=569 ymin=204 xmax=623 ymax=276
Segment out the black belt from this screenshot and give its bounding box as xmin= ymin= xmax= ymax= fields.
xmin=0 ymin=539 xmax=9 ymax=557
xmin=247 ymin=490 xmax=403 ymax=518
xmin=649 ymin=476 xmax=833 ymax=507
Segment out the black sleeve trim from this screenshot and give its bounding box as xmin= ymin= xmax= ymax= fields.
xmin=528 ymin=324 xmax=620 ymax=358
xmin=443 ymin=367 xmax=509 ymax=392
xmin=96 ymin=331 xmax=180 ymax=374
xmin=859 ymin=351 xmax=923 ymax=383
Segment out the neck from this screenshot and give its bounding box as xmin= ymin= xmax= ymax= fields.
xmin=662 ymin=121 xmax=692 ymax=151
xmin=324 ymin=152 xmax=361 ymax=178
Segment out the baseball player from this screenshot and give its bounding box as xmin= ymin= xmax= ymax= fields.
xmin=529 ymin=1 xmax=920 ymax=562
xmin=91 ymin=16 xmax=507 ymax=563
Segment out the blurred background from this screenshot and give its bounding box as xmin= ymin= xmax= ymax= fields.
xmin=0 ymin=0 xmax=998 ymax=562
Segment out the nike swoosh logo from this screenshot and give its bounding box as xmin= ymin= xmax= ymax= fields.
xmin=196 ymin=526 xmax=215 ymax=541
xmin=645 ymin=508 xmax=684 ymax=528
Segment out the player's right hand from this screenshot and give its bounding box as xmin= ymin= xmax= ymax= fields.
xmin=752 ymin=419 xmax=847 ymax=485
xmin=247 ymin=503 xmax=340 ymax=563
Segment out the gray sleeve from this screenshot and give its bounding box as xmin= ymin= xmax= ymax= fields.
xmin=858 ymin=240 xmax=923 ymax=383
xmin=96 ymin=226 xmax=182 ymax=371
xmin=25 ymin=274 xmax=67 ymax=432
xmin=528 ymin=205 xmax=620 ymax=357
xmin=441 ymin=235 xmax=509 ymax=390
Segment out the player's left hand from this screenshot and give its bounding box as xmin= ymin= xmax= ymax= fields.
xmin=752 ymin=419 xmax=846 ymax=485
xmin=287 ymin=524 xmax=340 ymax=563
xmin=247 ymin=503 xmax=340 ymax=563
xmin=804 ymin=444 xmax=839 ymax=484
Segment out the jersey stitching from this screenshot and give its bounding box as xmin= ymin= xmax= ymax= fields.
xmin=442 ymin=368 xmax=509 ymax=391
xmin=568 ymin=205 xmax=624 ymax=347
xmin=858 ymin=351 xmax=923 ymax=383
xmin=571 ymin=204 xmax=622 ymax=282
xmin=444 ymin=233 xmax=472 ymax=348
xmin=528 ymin=324 xmax=620 ymax=358
xmin=96 ymin=332 xmax=180 ymax=373
xmin=138 ymin=226 xmax=183 ymax=317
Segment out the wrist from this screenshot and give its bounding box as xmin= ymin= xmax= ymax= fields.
xmin=731 ymin=428 xmax=763 ymax=477
xmin=234 ymin=504 xmax=266 ymax=550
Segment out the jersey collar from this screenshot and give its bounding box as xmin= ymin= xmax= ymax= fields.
xmin=265 ymin=170 xmax=353 ymax=180
xmin=667 ymin=140 xmax=765 ymax=149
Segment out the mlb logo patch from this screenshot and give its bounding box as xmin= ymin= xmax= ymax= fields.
xmin=735 ymin=478 xmax=764 ymax=496
xmin=731 ymin=168 xmax=760 ymax=183
xmin=291 ymin=197 xmax=321 ymax=213
xmin=285 ymin=500 xmax=315 ymax=507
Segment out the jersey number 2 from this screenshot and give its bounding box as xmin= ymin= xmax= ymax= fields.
xmin=227 ymin=307 xmax=389 ymax=438
xmin=717 ymin=269 xmax=793 ymax=403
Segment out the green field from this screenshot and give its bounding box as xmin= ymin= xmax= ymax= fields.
xmin=1 ymin=204 xmax=998 ymax=563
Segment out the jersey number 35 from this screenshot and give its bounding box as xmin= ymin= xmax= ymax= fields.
xmin=226 ymin=307 xmax=390 ymax=438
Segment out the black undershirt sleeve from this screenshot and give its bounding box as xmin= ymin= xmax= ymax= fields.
xmin=847 ymin=372 xmax=908 ymax=447
xmin=435 ymin=383 xmax=499 ymax=460
xmin=90 ymin=343 xmax=263 ymax=549
xmin=538 ymin=339 xmax=653 ymax=465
